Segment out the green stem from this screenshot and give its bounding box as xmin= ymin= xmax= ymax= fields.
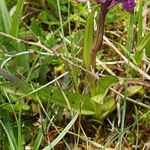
xmin=90 ymin=5 xmax=108 ymax=69
xmin=119 ymin=13 xmax=135 ymax=149
xmin=88 ymin=6 xmax=108 ymax=95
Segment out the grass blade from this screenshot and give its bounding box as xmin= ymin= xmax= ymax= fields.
xmin=11 ymin=0 xmax=24 ymax=36
xmin=0 ymin=0 xmax=11 ymax=33
xmin=43 ymin=113 xmax=78 ymax=150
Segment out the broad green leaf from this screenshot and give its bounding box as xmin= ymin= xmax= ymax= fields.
xmin=0 ymin=68 xmax=94 ymax=115
xmin=91 ymin=76 xmax=118 ymax=103
xmin=83 ymin=11 xmax=94 ymax=69
xmin=1 ymin=82 xmax=94 ymax=115
xmin=92 ymin=96 xmax=116 ymax=120
xmin=90 ymin=76 xmax=118 ymax=119
xmin=0 ymin=68 xmax=120 ymax=120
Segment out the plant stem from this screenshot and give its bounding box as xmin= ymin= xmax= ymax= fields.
xmin=88 ymin=5 xmax=108 ymax=95
xmin=90 ymin=5 xmax=108 ymax=69
xmin=119 ymin=13 xmax=135 ymax=149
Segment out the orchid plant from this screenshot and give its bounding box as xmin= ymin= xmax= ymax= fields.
xmin=0 ymin=0 xmax=137 ymax=122
xmin=77 ymin=0 xmax=135 ymax=96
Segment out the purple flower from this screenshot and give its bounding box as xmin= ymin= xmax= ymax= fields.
xmin=77 ymin=0 xmax=135 ymax=12
xmin=121 ymin=0 xmax=135 ymax=12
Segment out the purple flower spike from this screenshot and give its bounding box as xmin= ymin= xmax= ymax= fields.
xmin=77 ymin=0 xmax=135 ymax=12
xmin=122 ymin=0 xmax=135 ymax=12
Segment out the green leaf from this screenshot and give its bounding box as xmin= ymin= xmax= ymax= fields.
xmin=137 ymin=32 xmax=150 ymax=52
xmin=83 ymin=11 xmax=94 ymax=69
xmin=0 ymin=0 xmax=11 ymax=33
xmin=46 ymin=32 xmax=56 ymax=47
xmin=0 ymin=68 xmax=94 ymax=115
xmin=11 ymin=0 xmax=24 ymax=36
xmin=2 ymin=102 xmax=30 ymax=112
xmin=127 ymin=85 xmax=144 ymax=97
xmin=133 ymin=50 xmax=143 ymax=67
xmin=1 ymin=83 xmax=94 ymax=115
xmin=145 ymin=33 xmax=150 ymax=58
xmin=90 ymin=76 xmax=118 ymax=119
xmin=39 ymin=11 xmax=50 ymax=24
xmin=33 ymin=130 xmax=43 ymax=150
xmin=0 ymin=69 xmax=120 ymax=120
xmin=132 ymin=32 xmax=150 ymax=68
xmin=31 ymin=18 xmax=42 ymax=37
xmin=92 ymin=96 xmax=116 ymax=120
xmin=0 ymin=110 xmax=17 ymax=150
xmin=137 ymin=0 xmax=143 ymax=44
xmin=91 ymin=76 xmax=118 ymax=103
